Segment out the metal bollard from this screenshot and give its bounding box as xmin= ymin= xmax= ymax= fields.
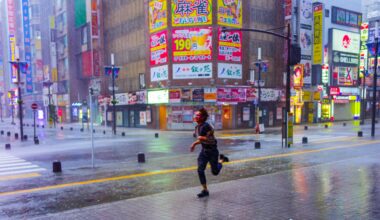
xmin=302 ymin=137 xmax=308 ymax=144
xmin=70 ymin=127 xmax=73 ymax=131
xmin=37 ymin=125 xmax=39 ymax=128
xmin=14 ymin=133 xmax=19 ymax=139
xmin=7 ymin=131 xmax=11 ymax=137
xmin=324 ymin=124 xmax=328 ymax=129
xmin=358 ymin=131 xmax=363 ymax=137
xmin=60 ymin=126 xmax=63 ymax=130
xmin=343 ymin=123 xmax=346 ymax=126
xmin=42 ymin=125 xmax=45 ymax=128
xmin=93 ymin=129 xmax=95 ymax=133
xmin=121 ymin=132 xmax=125 ymax=136
xmin=34 ymin=137 xmax=39 ymax=145
xmin=255 ymin=142 xmax=261 ymax=149
xmin=80 ymin=128 xmax=84 ymax=132
xmin=155 ymin=133 xmax=159 ymax=138
xmin=5 ymin=144 xmax=11 ymax=150
xmin=52 ymin=161 xmax=62 ymax=173
xmin=304 ymin=126 xmax=308 ymax=130
xmin=0 ymin=130 xmax=3 ymax=135
xmin=103 ymin=130 xmax=106 ymax=134
xmin=137 ymin=153 xmax=146 ymax=163
xmin=23 ymin=135 xmax=28 ymax=141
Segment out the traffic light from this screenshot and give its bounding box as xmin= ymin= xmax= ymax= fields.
xmin=290 ymin=44 xmax=301 ymax=66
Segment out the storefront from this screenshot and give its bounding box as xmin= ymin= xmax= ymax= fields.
xmin=329 ymin=87 xmax=361 ymax=121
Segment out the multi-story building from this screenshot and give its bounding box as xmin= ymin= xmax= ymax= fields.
xmin=289 ymin=0 xmax=362 ymax=123
xmin=363 ymin=0 xmax=380 ymax=22
xmin=101 ymin=0 xmax=285 ymax=130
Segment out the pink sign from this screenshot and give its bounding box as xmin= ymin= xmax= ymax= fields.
xmin=150 ymin=31 xmax=168 ymax=66
xmin=172 ymin=28 xmax=212 ymax=62
xmin=217 ymin=88 xmax=246 ymax=102
xmin=218 ymin=29 xmax=242 ymax=62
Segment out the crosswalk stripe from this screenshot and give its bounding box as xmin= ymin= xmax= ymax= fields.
xmin=0 ymin=165 xmax=40 ymax=172
xmin=0 ymin=162 xmax=32 ymax=168
xmin=0 ymin=168 xmax=46 ymax=176
xmin=0 ymin=159 xmax=26 ymax=164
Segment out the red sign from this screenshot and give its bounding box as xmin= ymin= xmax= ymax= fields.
xmin=330 ymin=87 xmax=341 ymax=95
xmin=150 ymin=31 xmax=168 ymax=66
xmin=172 ymin=28 xmax=212 ymax=62
xmin=218 ymin=28 xmax=242 ymax=62
xmin=217 ymin=88 xmax=246 ymax=102
xmin=246 ymin=88 xmax=257 ymax=102
xmin=31 ymin=103 xmax=38 ymax=110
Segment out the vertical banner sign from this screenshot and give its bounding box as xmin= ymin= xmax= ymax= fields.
xmin=172 ymin=0 xmax=212 ymax=27
xmin=22 ymin=0 xmax=33 ymax=93
xmin=218 ymin=28 xmax=242 ymax=62
xmin=149 ymin=0 xmax=167 ymax=33
xmin=313 ymin=3 xmax=323 ymax=65
xmin=7 ymin=0 xmax=17 ymax=83
xmin=172 ymin=28 xmax=212 ymax=62
xmin=150 ymin=31 xmax=168 ymax=66
xmin=360 ymin=23 xmax=368 ymax=77
xmin=217 ymin=0 xmax=242 ymax=28
xmin=293 ymin=64 xmax=304 ymax=88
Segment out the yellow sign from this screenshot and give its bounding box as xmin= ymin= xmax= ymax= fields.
xmin=313 ymin=91 xmax=321 ymax=101
xmin=349 ymin=95 xmax=357 ymax=101
xmin=149 ymin=0 xmax=167 ymax=33
xmin=217 ymin=0 xmax=242 ymax=28
xmin=172 ymin=0 xmax=212 ymax=27
xmin=303 ymin=91 xmax=311 ymax=102
xmin=313 ymin=4 xmax=323 ymax=64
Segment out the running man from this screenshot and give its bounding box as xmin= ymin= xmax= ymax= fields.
xmin=190 ymin=108 xmax=229 ymax=198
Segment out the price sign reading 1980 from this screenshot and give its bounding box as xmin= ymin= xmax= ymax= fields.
xmin=172 ymin=28 xmax=212 ymax=62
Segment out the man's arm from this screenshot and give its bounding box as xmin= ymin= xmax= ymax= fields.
xmin=190 ymin=140 xmax=201 ymax=152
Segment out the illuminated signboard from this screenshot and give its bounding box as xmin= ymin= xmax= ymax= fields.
xmin=172 ymin=28 xmax=212 ymax=62
xmin=332 ymin=29 xmax=360 ymax=54
xmin=148 ymin=90 xmax=169 ymax=104
xmin=149 ymin=0 xmax=167 ymax=33
xmin=172 ymin=0 xmax=212 ymax=27
xmin=217 ymin=0 xmax=242 ymax=28
xmin=312 ymin=3 xmax=323 ymax=64
xmin=331 ymin=6 xmax=362 ymax=28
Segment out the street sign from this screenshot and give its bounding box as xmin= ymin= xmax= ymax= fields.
xmin=31 ymin=103 xmax=38 ymax=110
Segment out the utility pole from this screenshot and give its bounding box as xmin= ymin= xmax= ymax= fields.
xmin=43 ymin=80 xmax=55 ymax=128
xmin=10 ymin=47 xmax=27 ymax=141
xmin=89 ymin=87 xmax=95 ymax=168
xmin=371 ymin=21 xmax=379 ymax=137
xmin=104 ymin=54 xmax=120 ymax=135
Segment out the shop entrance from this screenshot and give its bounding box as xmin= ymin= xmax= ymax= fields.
xmin=222 ymin=106 xmax=232 ymax=129
xmin=159 ymin=106 xmax=167 ymax=130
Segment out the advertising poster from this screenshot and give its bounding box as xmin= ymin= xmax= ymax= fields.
xmin=217 ymin=88 xmax=231 ymax=102
xmin=147 ymin=90 xmax=169 ymax=104
xmin=242 ymin=107 xmax=250 ymax=121
xmin=217 ymin=0 xmax=242 ymax=28
xmin=173 ymin=63 xmax=212 ymax=79
xmin=332 ymin=29 xmax=360 ymax=54
xmin=150 ymin=65 xmax=168 ymax=81
xmin=313 ymin=3 xmax=323 ymax=65
xmin=293 ymin=65 xmax=304 ymax=88
xmin=150 ymin=31 xmax=168 ymax=66
xmin=172 ymin=28 xmax=212 ymax=62
xmin=246 ymin=88 xmax=257 ymax=102
xmin=218 ymin=63 xmax=242 ymax=79
xmin=300 ymin=25 xmax=312 ymax=60
xmin=300 ymin=0 xmax=312 ymax=24
xmin=231 ymin=88 xmax=246 ymax=102
xmin=169 ymin=89 xmax=181 ymax=103
xmin=218 ymin=29 xmax=242 ymax=62
xmin=181 ymin=88 xmax=192 ymax=102
xmin=336 ymin=67 xmax=357 ymax=86
xmin=172 ymin=0 xmax=212 ymax=27
xmin=301 ymin=60 xmax=311 ymax=85
xmin=204 ymin=87 xmax=217 ymax=102
xmin=149 ymin=0 xmax=167 ymax=33
xmin=139 ymin=111 xmax=147 ymax=125
xmin=192 ymin=88 xmax=204 ymax=102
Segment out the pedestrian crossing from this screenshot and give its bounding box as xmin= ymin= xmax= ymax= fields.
xmin=0 ymin=154 xmax=46 ymax=177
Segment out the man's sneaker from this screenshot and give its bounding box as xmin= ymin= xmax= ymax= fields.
xmin=197 ymin=190 xmax=209 ymax=198
xmin=220 ymin=154 xmax=229 ymax=162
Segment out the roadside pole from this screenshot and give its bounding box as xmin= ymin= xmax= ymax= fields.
xmin=89 ymin=88 xmax=95 ymax=168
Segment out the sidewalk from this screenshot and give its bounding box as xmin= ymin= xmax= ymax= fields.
xmin=32 ymin=152 xmax=379 ymax=220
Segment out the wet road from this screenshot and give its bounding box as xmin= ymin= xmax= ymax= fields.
xmin=0 ymin=119 xmax=379 ymax=219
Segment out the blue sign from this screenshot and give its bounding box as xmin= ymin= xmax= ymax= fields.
xmin=22 ymin=0 xmax=33 ymax=93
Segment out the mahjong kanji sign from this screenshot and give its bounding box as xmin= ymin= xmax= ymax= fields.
xmin=172 ymin=0 xmax=212 ymax=27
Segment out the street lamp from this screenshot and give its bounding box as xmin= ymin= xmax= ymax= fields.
xmin=10 ymin=48 xmax=28 ymax=141
xmin=43 ymin=80 xmax=55 ymax=128
xmin=222 ymin=24 xmax=300 ymax=147
xmin=104 ymin=54 xmax=120 ymax=135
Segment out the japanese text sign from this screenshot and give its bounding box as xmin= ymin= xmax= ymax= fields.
xmin=218 ymin=29 xmax=242 ymax=62
xmin=150 ymin=31 xmax=168 ymax=66
xmin=172 ymin=0 xmax=212 ymax=26
xmin=172 ymin=28 xmax=212 ymax=62
xmin=217 ymin=0 xmax=242 ymax=28
xmin=149 ymin=0 xmax=167 ymax=33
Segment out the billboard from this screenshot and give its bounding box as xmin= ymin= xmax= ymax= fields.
xmin=218 ymin=29 xmax=242 ymax=62
xmin=332 ymin=29 xmax=360 ymax=54
xmin=172 ymin=0 xmax=212 ymax=27
xmin=173 ymin=63 xmax=212 ymax=79
xmin=149 ymin=0 xmax=167 ymax=33
xmin=331 ymin=6 xmax=362 ymax=28
xmin=151 ymin=65 xmax=169 ymax=81
xmin=150 ymin=31 xmax=168 ymax=66
xmin=217 ymin=0 xmax=242 ymax=28
xmin=172 ymin=28 xmax=212 ymax=62
xmin=313 ymin=3 xmax=323 ymax=65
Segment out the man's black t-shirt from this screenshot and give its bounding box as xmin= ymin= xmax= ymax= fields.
xmin=196 ymin=122 xmax=217 ymax=149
